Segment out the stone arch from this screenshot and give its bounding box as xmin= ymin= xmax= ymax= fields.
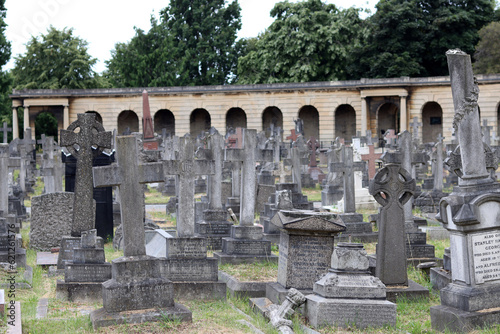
xmin=334 ymin=104 xmax=356 ymax=143
xmin=85 ymin=110 xmax=103 ymax=124
xmin=377 ymin=102 xmax=399 ymax=139
xmin=35 ymin=110 xmax=59 ymax=143
xmin=154 ymin=109 xmax=175 ymax=136
xmin=118 ymin=110 xmax=139 ymax=135
xmin=262 ymin=106 xmax=283 ymax=137
xmin=298 ymin=105 xmax=320 ymax=140
xmin=226 ymin=107 xmax=247 ymax=132
xmin=421 ymin=102 xmax=443 ymax=143
xmin=190 ymin=108 xmax=211 ymax=137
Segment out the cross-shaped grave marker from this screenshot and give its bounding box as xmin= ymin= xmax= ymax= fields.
xmin=384 ymin=129 xmax=397 ymax=148
xmin=18 ymin=128 xmax=36 ymax=193
xmin=225 ymin=128 xmax=273 ymax=226
xmin=365 ymin=130 xmax=373 ymax=146
xmin=361 ymin=144 xmax=382 ymax=179
xmin=162 ymin=135 xmax=215 ymax=237
xmin=286 ymin=129 xmax=299 ymax=144
xmin=369 ymin=164 xmax=415 ymax=286
xmin=433 ymin=133 xmax=445 ymax=192
xmin=195 ymin=131 xmax=224 ymax=210
xmin=0 ymin=122 xmax=11 ymax=144
xmin=331 ymin=146 xmax=366 ymax=213
xmin=60 ymin=113 xmax=112 ymax=236
xmin=307 ymin=136 xmax=320 ymax=167
xmin=93 ymin=136 xmax=164 ymax=256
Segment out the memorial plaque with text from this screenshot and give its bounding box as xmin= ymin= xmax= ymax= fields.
xmin=472 ymin=232 xmax=500 ymax=284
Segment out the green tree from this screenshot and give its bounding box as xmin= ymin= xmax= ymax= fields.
xmin=0 ymin=0 xmax=12 ymax=139
xmin=12 ymin=26 xmax=107 ymax=89
xmin=237 ymin=0 xmax=366 ymax=84
xmin=474 ymin=21 xmax=500 ymax=74
xmin=349 ymin=0 xmax=496 ymax=79
xmin=105 ymin=0 xmax=242 ymax=87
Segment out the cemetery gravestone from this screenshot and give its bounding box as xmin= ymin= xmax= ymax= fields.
xmin=91 ymin=135 xmax=191 ymax=328
xmin=56 ymin=229 xmax=112 ymax=302
xmin=267 ymin=210 xmax=346 ymax=304
xmin=431 ymin=50 xmax=500 ymax=333
xmin=306 ymin=242 xmax=396 ymax=329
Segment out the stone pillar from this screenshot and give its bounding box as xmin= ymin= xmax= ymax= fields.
xmin=361 ymin=97 xmax=367 ymax=134
xmin=12 ymin=107 xmax=18 ymax=139
xmin=23 ymin=105 xmax=29 ymax=133
xmin=63 ymin=105 xmax=70 ymax=129
xmin=400 ymin=95 xmax=408 ymax=132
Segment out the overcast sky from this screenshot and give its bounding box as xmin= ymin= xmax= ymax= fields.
xmin=4 ymin=0 xmax=377 ymax=74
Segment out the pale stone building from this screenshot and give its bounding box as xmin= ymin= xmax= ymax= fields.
xmin=10 ymin=74 xmax=500 ymax=145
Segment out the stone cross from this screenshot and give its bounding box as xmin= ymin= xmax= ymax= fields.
xmin=307 ymin=136 xmax=320 ymax=167
xmin=60 ymin=113 xmax=112 ymax=236
xmin=196 ymin=131 xmax=224 ymax=210
xmin=384 ymin=129 xmax=397 ymax=148
xmin=93 ymin=136 xmax=164 ymax=256
xmin=482 ymin=119 xmax=492 ymax=146
xmin=226 ymin=127 xmax=243 ymax=149
xmin=286 ymin=129 xmax=299 ymax=143
xmin=225 ymin=128 xmax=273 ymax=226
xmin=273 ymin=161 xmax=291 ymax=184
xmin=410 ymin=117 xmax=422 ymax=144
xmin=331 ymin=146 xmax=366 ymax=213
xmin=447 ymin=49 xmax=488 ymax=185
xmin=369 ymin=164 xmax=415 ymax=286
xmin=361 ymin=144 xmax=382 ymax=179
xmin=0 ymin=122 xmax=11 ymax=144
xmin=163 ymin=135 xmax=215 ymax=236
xmin=19 ymin=128 xmax=36 ymax=193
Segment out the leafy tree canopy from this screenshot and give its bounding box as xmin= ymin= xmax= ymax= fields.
xmin=473 ymin=21 xmax=500 ymax=74
xmin=105 ymin=0 xmax=242 ymax=87
xmin=236 ymin=0 xmax=366 ymax=84
xmin=349 ymin=0 xmax=496 ymax=79
xmin=12 ymin=26 xmax=107 ymax=89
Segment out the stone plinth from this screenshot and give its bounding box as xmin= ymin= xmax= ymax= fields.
xmin=90 ymin=255 xmax=192 ymax=329
xmin=194 ymin=209 xmax=232 ymax=251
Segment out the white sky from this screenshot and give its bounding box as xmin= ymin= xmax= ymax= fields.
xmin=4 ymin=0 xmax=377 ymax=74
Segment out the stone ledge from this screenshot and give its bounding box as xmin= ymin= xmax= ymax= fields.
xmin=172 ymin=281 xmax=226 ymax=300
xmin=431 ymin=304 xmax=500 ymax=333
xmin=55 ymin=280 xmax=104 ymax=302
xmin=213 ymin=252 xmax=278 ymax=265
xmin=219 ymin=271 xmax=272 ymax=298
xmin=90 ymin=303 xmax=192 ymax=330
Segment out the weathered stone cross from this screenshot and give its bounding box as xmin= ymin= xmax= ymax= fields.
xmin=93 ymin=136 xmax=164 ymax=256
xmin=369 ymin=164 xmax=415 ymax=286
xmin=163 ymin=135 xmax=215 ymax=236
xmin=384 ymin=129 xmax=397 ymax=148
xmin=331 ymin=146 xmax=366 ymax=213
xmin=0 ymin=122 xmax=11 ymax=144
xmin=225 ymin=128 xmax=273 ymax=226
xmin=60 ymin=113 xmax=112 ymax=236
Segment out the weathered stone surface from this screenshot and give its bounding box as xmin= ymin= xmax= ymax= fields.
xmin=306 ymin=296 xmax=396 ymax=329
xmin=161 ymin=258 xmax=218 ymax=282
xmin=166 ymin=237 xmax=207 ymax=259
xmin=314 ymin=273 xmax=386 ymax=299
xmin=277 ymin=233 xmax=334 ymax=290
xmin=331 ymin=242 xmax=369 ymax=271
xmin=30 ymin=192 xmax=74 ymax=251
xmin=64 ymin=263 xmax=111 ymax=283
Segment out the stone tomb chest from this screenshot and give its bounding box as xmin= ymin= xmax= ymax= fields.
xmin=271 ymin=210 xmax=346 ymax=291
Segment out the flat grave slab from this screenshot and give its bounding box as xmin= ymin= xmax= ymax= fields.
xmin=36 ymin=252 xmax=58 ymax=267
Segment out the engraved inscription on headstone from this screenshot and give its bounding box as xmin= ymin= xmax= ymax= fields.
xmin=472 ymin=232 xmax=500 ymax=284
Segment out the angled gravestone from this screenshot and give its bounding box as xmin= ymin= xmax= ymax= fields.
xmin=91 ymin=135 xmax=191 ymax=328
xmin=431 ymin=50 xmax=500 ymax=333
xmin=56 ymin=114 xmax=112 ymax=270
xmin=214 ymin=128 xmax=278 ymax=264
xmin=307 ymin=136 xmax=323 ymax=182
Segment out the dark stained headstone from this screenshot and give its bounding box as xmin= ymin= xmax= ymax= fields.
xmin=0 ymin=122 xmax=11 ymax=144
xmin=369 ymin=164 xmax=415 ymax=286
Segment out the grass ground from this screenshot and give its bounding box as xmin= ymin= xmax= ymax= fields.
xmin=6 ymin=177 xmax=500 ymax=333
